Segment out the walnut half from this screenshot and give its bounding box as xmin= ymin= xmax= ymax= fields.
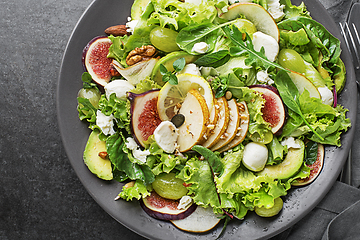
xmin=126 ymin=45 xmax=156 ymax=66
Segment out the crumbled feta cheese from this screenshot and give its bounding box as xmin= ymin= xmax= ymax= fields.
xmin=125 ymin=137 xmax=138 ymax=151
xmin=154 ymin=121 xmax=179 ymax=153
xmin=177 ymin=196 xmax=192 ymax=210
xmin=318 ymin=87 xmax=334 ymax=105
xmin=125 ymin=17 xmax=139 ymax=34
xmin=256 ymin=70 xmax=274 ymax=85
xmin=281 ymin=137 xmax=301 ymax=149
xmin=252 ymin=32 xmax=279 ymax=62
xmin=132 ymin=149 xmax=150 ymax=164
xmin=267 ymin=0 xmax=285 ymax=22
xmin=192 ymin=42 xmax=208 ymax=54
xmin=104 ymin=80 xmax=134 ymax=100
xmin=96 ymin=110 xmax=116 ymax=136
xmin=177 ymin=63 xmax=201 ymax=76
xmin=242 ymin=142 xmax=268 ymax=171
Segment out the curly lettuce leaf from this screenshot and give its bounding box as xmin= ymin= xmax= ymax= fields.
xmin=279 ymin=0 xmax=310 ymax=19
xmin=118 ymin=180 xmax=151 ymax=201
xmin=77 ymin=97 xmax=97 ymax=128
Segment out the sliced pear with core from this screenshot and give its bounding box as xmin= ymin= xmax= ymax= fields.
xmin=220 ymin=3 xmax=279 ymax=42
xmin=287 ymin=71 xmax=321 ymax=99
xmin=211 ymin=99 xmax=240 ymax=151
xmin=177 ymin=89 xmax=210 ymax=152
xmin=202 ymin=97 xmax=229 ymax=149
xmin=218 ymin=101 xmax=249 ymax=153
xmin=205 ymin=97 xmax=219 ymax=139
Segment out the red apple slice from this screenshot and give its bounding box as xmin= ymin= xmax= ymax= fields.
xmin=220 ymin=3 xmax=279 ymax=42
xmin=171 ymin=206 xmax=221 ymax=233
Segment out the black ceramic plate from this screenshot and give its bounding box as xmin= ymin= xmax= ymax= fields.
xmin=57 ymin=0 xmax=357 ymax=239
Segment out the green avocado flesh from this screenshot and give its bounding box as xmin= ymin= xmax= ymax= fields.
xmin=257 ymin=139 xmax=305 ymax=180
xmin=83 ymin=131 xmax=113 ymax=180
xmin=151 ymin=51 xmax=199 ymax=86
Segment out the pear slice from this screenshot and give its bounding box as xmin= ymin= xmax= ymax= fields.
xmin=287 ymin=71 xmax=321 ymax=99
xmin=177 ymin=89 xmax=210 ymax=152
xmin=220 ymin=2 xmax=279 ymax=42
xmin=201 ymin=97 xmax=230 ymax=149
xmin=204 ymin=97 xmax=219 ymax=140
xmin=218 ymin=101 xmax=249 ymax=153
xmin=211 ymin=99 xmax=240 ymax=151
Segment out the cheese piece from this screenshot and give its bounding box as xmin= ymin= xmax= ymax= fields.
xmin=242 ymin=142 xmax=268 ymax=171
xmin=104 ymin=79 xmax=134 ymax=100
xmin=252 ymin=31 xmax=279 ymax=62
xmin=154 ymin=121 xmax=179 ymax=153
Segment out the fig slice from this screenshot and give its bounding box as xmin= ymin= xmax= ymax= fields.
xmin=250 ymin=85 xmax=286 ymax=135
xmin=82 ymin=36 xmax=113 ymax=86
xmin=292 ymin=143 xmax=324 ymax=186
xmin=140 ymin=191 xmax=197 ymax=221
xmin=171 ymin=206 xmax=221 ymax=233
xmin=128 ymin=90 xmax=162 ymax=148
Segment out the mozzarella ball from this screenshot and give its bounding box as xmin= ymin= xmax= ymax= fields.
xmin=104 ymin=80 xmax=134 ymax=100
xmin=242 ymin=142 xmax=268 ymax=172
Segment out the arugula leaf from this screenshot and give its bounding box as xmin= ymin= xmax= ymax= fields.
xmin=194 ymin=50 xmax=231 ymax=68
xmin=274 ymin=70 xmax=324 ymax=140
xmin=222 ymin=25 xmax=289 ymax=72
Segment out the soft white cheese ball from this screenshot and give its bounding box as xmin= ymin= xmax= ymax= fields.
xmin=252 ymin=32 xmax=279 ymax=62
xmin=178 ymin=63 xmax=201 ymax=76
xmin=104 ymin=80 xmax=134 ymax=100
xmin=154 ymin=121 xmax=179 ymax=153
xmin=192 ymin=42 xmax=208 ymax=54
xmin=318 ymin=87 xmax=334 ymax=105
xmin=242 ymin=142 xmax=268 ymax=172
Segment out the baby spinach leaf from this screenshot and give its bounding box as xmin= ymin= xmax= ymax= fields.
xmin=194 ymin=50 xmax=231 ymax=68
xmin=304 ymin=141 xmax=318 ymax=165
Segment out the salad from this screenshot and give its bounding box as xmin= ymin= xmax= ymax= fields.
xmin=77 ymin=0 xmax=351 ymax=235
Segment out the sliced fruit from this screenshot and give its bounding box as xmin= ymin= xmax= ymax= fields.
xmin=202 ymin=97 xmax=230 ymax=149
xmin=82 ymin=36 xmax=113 ymax=86
xmin=177 ymin=89 xmax=210 ymax=152
xmin=131 ymin=0 xmax=150 ymax=20
xmin=157 ymin=73 xmax=214 ymax=121
xmin=128 ymin=90 xmax=162 ymax=148
xmin=257 ymin=139 xmax=305 ymax=180
xmin=171 ymin=206 xmax=221 ymax=233
xmin=205 ymin=97 xmax=219 ymax=138
xmin=218 ymin=101 xmax=249 ymax=152
xmin=242 ymin=142 xmax=268 ymax=172
xmin=112 ymin=58 xmax=158 ymax=86
xmin=140 ymin=191 xmax=197 ymax=220
xmin=250 ymin=85 xmax=286 ymax=135
xmin=150 ymin=26 xmax=180 ymax=53
xmin=211 ymin=99 xmax=240 ymax=151
xmin=255 ymin=197 xmax=283 ymax=217
xmin=152 ymin=173 xmax=188 ymax=200
xmin=287 ymin=71 xmax=321 ymax=99
xmin=83 ymin=131 xmax=113 ymax=180
xmin=233 ymin=18 xmax=257 ymax=39
xmin=292 ymin=143 xmax=324 ymax=186
xmin=151 ymin=51 xmax=199 ymax=86
xmin=220 ymin=2 xmax=279 ymax=42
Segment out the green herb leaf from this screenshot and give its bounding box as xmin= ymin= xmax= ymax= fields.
xmin=173 ymin=57 xmax=186 ymax=72
xmin=159 ymin=64 xmax=168 ymax=75
xmin=194 ymin=50 xmax=231 ymax=68
xmin=192 ymin=145 xmax=223 ymax=176
xmin=81 ymin=72 xmax=99 ymax=90
xmin=304 ymin=141 xmax=318 ymax=165
xmin=168 ymin=74 xmax=178 ymax=85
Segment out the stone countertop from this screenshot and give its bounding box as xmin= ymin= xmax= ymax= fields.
xmin=0 ymin=0 xmax=358 ymax=239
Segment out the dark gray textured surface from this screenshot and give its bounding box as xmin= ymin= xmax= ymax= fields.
xmin=0 ymin=0 xmax=358 ymax=239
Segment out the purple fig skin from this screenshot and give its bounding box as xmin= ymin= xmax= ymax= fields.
xmin=128 ymin=89 xmax=161 ymax=148
xmin=249 ymin=84 xmax=280 ymax=95
xmin=140 ymin=197 xmax=197 ymax=221
xmin=82 ymin=36 xmax=109 ymax=72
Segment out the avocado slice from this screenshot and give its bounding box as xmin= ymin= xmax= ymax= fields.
xmin=151 ymin=51 xmax=199 ymax=86
xmin=83 ymin=131 xmax=113 ymax=180
xmin=131 ymin=0 xmax=150 ymax=20
xmin=257 ymin=139 xmax=305 ymax=180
